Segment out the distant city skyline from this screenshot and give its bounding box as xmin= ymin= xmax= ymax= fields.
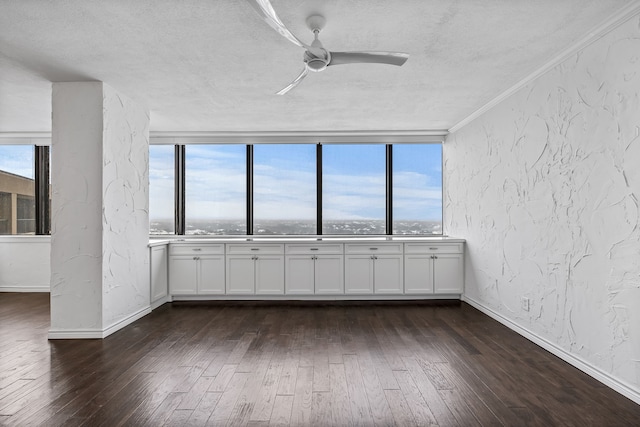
xmin=150 ymin=143 xmax=443 ymax=232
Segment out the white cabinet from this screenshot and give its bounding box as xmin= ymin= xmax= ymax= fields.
xmin=344 ymin=244 xmax=403 ymax=294
xmin=161 ymin=239 xmax=464 ymax=300
xmin=285 ymin=244 xmax=344 ymax=295
xmin=226 ymin=244 xmax=284 ymax=295
xmin=169 ymin=244 xmax=225 ymax=295
xmin=404 ymin=243 xmax=464 ymax=294
xmin=433 ymin=253 xmax=464 ymax=293
xmin=150 ymin=245 xmax=168 ymax=302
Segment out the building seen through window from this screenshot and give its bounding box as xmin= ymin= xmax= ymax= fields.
xmin=0 ymin=146 xmax=35 ymax=235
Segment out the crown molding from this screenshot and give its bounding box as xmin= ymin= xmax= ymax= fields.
xmin=448 ymin=1 xmax=640 ymax=134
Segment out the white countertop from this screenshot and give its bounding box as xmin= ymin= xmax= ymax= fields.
xmin=149 ymin=235 xmax=465 ymax=247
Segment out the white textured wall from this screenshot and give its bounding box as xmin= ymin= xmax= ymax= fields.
xmin=445 ymin=15 xmax=640 ymax=394
xmin=51 ymin=82 xmax=104 ymax=331
xmin=101 ymin=84 xmax=150 ymax=330
xmin=51 ymin=82 xmax=150 ymax=336
xmin=0 ymin=237 xmax=50 ymax=292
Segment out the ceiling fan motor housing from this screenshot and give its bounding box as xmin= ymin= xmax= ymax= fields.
xmin=304 ymin=49 xmax=330 ymax=72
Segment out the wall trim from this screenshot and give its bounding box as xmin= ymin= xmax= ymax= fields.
xmin=1 ymin=130 xmax=448 ymax=145
xmin=102 ymin=306 xmax=152 ymax=338
xmin=151 ymin=296 xmax=169 ymax=310
xmin=448 ymin=1 xmax=640 ymax=134
xmin=48 ymin=306 xmax=152 ymax=339
xmin=0 ymin=286 xmax=49 ymax=293
xmin=48 ymin=328 xmax=105 ymax=339
xmin=170 ymin=294 xmax=462 ymax=301
xmin=462 ymin=295 xmax=640 ymax=405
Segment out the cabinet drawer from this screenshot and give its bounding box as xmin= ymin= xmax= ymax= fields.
xmin=285 ymin=244 xmax=343 ymax=255
xmin=169 ymin=244 xmax=225 ymax=255
xmin=404 ymin=243 xmax=463 ymax=254
xmin=226 ymin=244 xmax=284 ymax=255
xmin=344 ymin=243 xmax=403 ymax=255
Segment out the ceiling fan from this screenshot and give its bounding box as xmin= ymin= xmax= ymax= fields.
xmin=247 ymin=0 xmax=410 ymax=95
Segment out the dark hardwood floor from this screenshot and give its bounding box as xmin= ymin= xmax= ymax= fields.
xmin=1 ymin=293 xmax=638 ymax=426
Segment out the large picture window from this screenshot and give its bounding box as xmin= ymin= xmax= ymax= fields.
xmin=149 ymin=145 xmax=175 ymax=235
xmin=0 ymin=145 xmax=35 ymax=235
xmin=254 ymin=144 xmax=316 ymax=234
xmin=185 ymin=145 xmax=246 ymax=235
xmin=322 ymin=144 xmax=386 ymax=234
xmin=393 ymin=144 xmax=442 ymax=234
xmin=150 ymin=141 xmax=443 ymax=236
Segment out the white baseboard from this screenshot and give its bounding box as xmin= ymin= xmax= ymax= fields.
xmin=151 ymin=296 xmax=169 ymax=310
xmin=48 ymin=306 xmax=152 ymax=339
xmin=102 ymin=306 xmax=152 ymax=338
xmin=169 ymin=294 xmax=461 ymax=301
xmin=462 ymin=295 xmax=640 ymax=405
xmin=0 ymin=286 xmax=50 ymax=292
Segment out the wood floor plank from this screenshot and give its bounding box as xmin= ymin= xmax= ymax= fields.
xmin=393 ymin=369 xmax=438 ymax=426
xmin=311 ymin=338 xmax=330 ymax=392
xmin=342 ymin=354 xmax=374 ymax=426
xmin=310 ymin=391 xmax=331 ymax=426
xmin=401 ymin=356 xmax=459 ymax=426
xmin=290 ymin=366 xmax=313 ymax=426
xmin=356 ymin=352 xmax=395 ymax=426
xmin=186 ymin=391 xmax=221 ymax=426
xmin=384 ymin=388 xmax=416 ymax=426
xmin=268 ymin=395 xmax=293 ymax=426
xmin=207 ymin=372 xmax=252 ymax=425
xmin=329 ymin=363 xmax=351 ymax=426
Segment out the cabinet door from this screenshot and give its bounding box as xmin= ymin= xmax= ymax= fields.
xmin=434 ymin=254 xmax=464 ymax=294
xmin=404 ymin=255 xmax=434 ymax=294
xmin=226 ymin=256 xmax=255 ymax=294
xmin=169 ymin=256 xmax=197 ymax=295
xmin=255 ymin=256 xmax=285 ymax=295
xmin=374 ymin=255 xmax=404 ymax=294
xmin=344 ymin=255 xmax=374 ymax=294
xmin=150 ymin=246 xmax=168 ymax=301
xmin=285 ymin=256 xmax=315 ymax=295
xmin=198 ymin=255 xmax=226 ymax=295
xmin=315 ymin=255 xmax=344 ymax=294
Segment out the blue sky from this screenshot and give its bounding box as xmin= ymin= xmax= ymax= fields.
xmin=149 ymin=143 xmax=442 ymax=223
xmin=0 ymin=145 xmax=34 ymax=179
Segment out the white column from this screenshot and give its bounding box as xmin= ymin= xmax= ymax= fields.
xmin=50 ymin=82 xmax=150 ymax=339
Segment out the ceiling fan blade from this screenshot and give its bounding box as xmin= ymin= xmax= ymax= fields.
xmin=247 ymin=0 xmax=309 ymax=49
xmin=276 ymin=67 xmax=309 ymax=95
xmin=328 ymin=51 xmax=409 ymax=67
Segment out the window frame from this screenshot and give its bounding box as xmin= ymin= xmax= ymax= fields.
xmin=0 ymin=143 xmax=49 ymax=236
xmin=165 ymin=140 xmax=443 ymax=237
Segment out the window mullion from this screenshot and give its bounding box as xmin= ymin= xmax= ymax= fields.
xmin=247 ymin=144 xmax=254 ymax=235
xmin=316 ymin=143 xmax=322 ymax=235
xmin=175 ymin=145 xmax=185 ymax=235
xmin=35 ymin=145 xmax=50 ymax=235
xmin=386 ymin=144 xmax=393 ymax=235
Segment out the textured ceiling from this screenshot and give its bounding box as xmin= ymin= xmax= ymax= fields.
xmin=0 ymin=0 xmax=635 ymax=133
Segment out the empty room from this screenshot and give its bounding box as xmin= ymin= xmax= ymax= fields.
xmin=1 ymin=0 xmax=640 ymax=425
